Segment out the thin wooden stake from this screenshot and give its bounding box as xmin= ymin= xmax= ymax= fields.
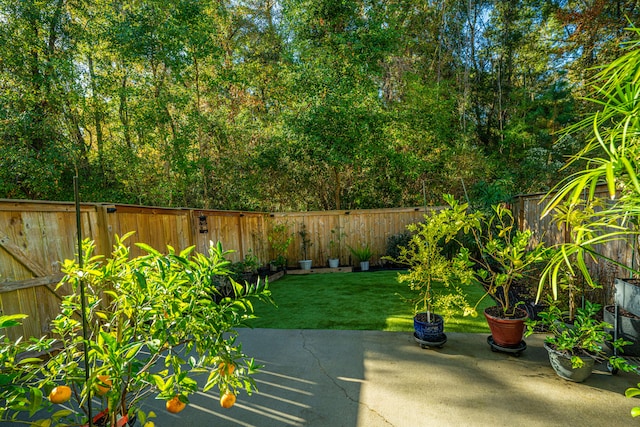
xmin=74 ymin=175 xmax=93 ymax=427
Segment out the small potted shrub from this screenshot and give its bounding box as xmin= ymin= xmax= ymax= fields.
xmin=328 ymin=227 xmax=346 ymax=268
xmin=298 ymin=223 xmax=313 ymax=270
xmin=471 ymin=204 xmax=550 ymax=350
xmin=526 ymin=300 xmax=633 ymax=382
xmin=0 ymin=234 xmax=273 ymax=427
xmin=388 ymin=195 xmax=481 ymax=347
xmin=348 ymin=244 xmax=373 ymax=271
xmin=268 ymin=222 xmax=293 ymax=271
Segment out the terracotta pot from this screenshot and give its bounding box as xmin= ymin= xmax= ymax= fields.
xmin=484 ymin=306 xmax=528 ymax=347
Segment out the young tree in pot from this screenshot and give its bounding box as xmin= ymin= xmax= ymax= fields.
xmin=328 ymin=227 xmax=346 ymax=268
xmin=268 ymin=222 xmax=293 ymax=271
xmin=525 ymin=300 xmax=633 ymax=382
xmin=0 ymin=234 xmax=273 ymax=427
xmin=471 ymin=204 xmax=550 ymax=349
xmin=389 ymin=195 xmax=481 ymax=347
xmin=298 ymin=223 xmax=313 ymax=270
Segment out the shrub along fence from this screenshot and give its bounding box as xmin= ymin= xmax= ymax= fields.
xmin=0 ymin=199 xmax=427 ymax=340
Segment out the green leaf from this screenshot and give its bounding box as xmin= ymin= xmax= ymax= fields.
xmin=605 ymin=162 xmax=616 ymax=199
xmin=17 ymin=357 xmax=43 ymax=365
xmin=0 ymin=314 xmax=28 ymax=329
xmin=29 ymin=387 xmax=43 ymax=417
xmin=626 ymin=387 xmax=640 ymax=398
xmin=124 ymin=342 xmax=144 ymax=360
xmin=52 ymin=409 xmax=73 ymax=421
xmin=136 ymin=243 xmax=162 ymax=256
xmin=151 ymin=375 xmax=165 ymax=390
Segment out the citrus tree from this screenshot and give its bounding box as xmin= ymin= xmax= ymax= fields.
xmin=0 ymin=233 xmax=273 ymax=427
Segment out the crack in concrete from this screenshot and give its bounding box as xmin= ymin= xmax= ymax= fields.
xmin=299 ymin=330 xmax=394 ymax=426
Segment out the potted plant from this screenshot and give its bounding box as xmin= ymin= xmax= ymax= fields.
xmin=0 ymin=233 xmax=273 ymax=427
xmin=471 ymin=204 xmax=550 ymax=349
xmin=267 ymin=222 xmax=293 ymax=271
xmin=328 ymin=227 xmax=346 ymax=268
xmin=525 ymin=300 xmax=632 ymax=382
xmin=348 ymin=244 xmax=373 ymax=271
xmin=231 ymin=249 xmax=262 ymax=283
xmin=298 ymin=223 xmax=313 ymax=270
xmin=388 ymin=194 xmax=481 ymax=347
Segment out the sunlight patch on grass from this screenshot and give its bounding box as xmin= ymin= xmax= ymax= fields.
xmin=249 ymin=270 xmax=491 ymax=333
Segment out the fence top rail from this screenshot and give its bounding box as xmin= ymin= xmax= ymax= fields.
xmin=0 ymin=199 xmax=270 ymax=216
xmin=0 ymin=199 xmax=100 ymax=212
xmin=0 ymin=199 xmax=437 ymax=217
xmin=270 ymin=206 xmax=432 ymax=217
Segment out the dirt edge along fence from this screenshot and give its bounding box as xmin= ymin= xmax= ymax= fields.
xmin=0 ymin=199 xmax=428 ymax=340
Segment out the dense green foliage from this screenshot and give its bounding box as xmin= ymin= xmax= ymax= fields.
xmin=0 ymin=1 xmax=637 ymax=210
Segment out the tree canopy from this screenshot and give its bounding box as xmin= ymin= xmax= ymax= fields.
xmin=1 ymin=0 xmax=637 ymax=211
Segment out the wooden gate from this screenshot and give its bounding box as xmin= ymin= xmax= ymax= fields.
xmin=0 ymin=201 xmax=106 ymax=341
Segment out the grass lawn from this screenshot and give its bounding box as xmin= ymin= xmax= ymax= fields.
xmin=247 ymin=270 xmax=492 ymax=333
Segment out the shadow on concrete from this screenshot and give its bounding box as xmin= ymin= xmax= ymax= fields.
xmin=147 ymin=329 xmax=639 ymax=426
xmin=6 ymin=329 xmax=640 ymax=426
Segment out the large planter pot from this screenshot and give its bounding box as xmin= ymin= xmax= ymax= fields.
xmin=484 ymin=306 xmax=528 ymax=348
xmin=604 ymin=305 xmax=640 ymax=357
xmin=299 ymin=260 xmax=312 ymax=270
xmin=413 ymin=312 xmax=445 ymax=342
xmin=359 ymin=261 xmax=370 ymax=271
xmin=328 ymin=258 xmax=339 ymax=268
xmin=544 ymin=342 xmax=595 ymax=382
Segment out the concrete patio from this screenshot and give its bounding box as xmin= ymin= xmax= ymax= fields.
xmin=136 ymin=328 xmax=639 ymax=427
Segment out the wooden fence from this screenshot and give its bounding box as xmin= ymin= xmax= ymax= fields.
xmin=4 ymin=188 xmax=635 ymax=341
xmin=0 ymin=199 xmax=428 ymax=340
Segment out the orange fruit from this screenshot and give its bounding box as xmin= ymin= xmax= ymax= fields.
xmin=95 ymin=375 xmax=112 ymax=396
xmin=166 ymin=395 xmax=187 ymax=414
xmin=218 ymin=362 xmax=235 ymax=376
xmin=49 ymin=385 xmax=72 ymax=404
xmin=220 ymin=391 xmax=236 ymax=409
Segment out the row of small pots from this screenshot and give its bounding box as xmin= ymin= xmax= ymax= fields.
xmin=298 ymin=259 xmax=370 ymax=271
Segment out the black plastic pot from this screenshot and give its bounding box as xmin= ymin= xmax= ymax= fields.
xmin=604 ymin=305 xmax=640 ymax=357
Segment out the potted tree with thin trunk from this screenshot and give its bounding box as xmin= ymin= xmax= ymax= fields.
xmin=471 ymin=204 xmax=550 ymax=352
xmin=388 ymin=195 xmax=481 ymax=348
xmin=298 ymin=223 xmax=313 ymax=270
xmin=328 ymin=227 xmax=346 ymax=268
